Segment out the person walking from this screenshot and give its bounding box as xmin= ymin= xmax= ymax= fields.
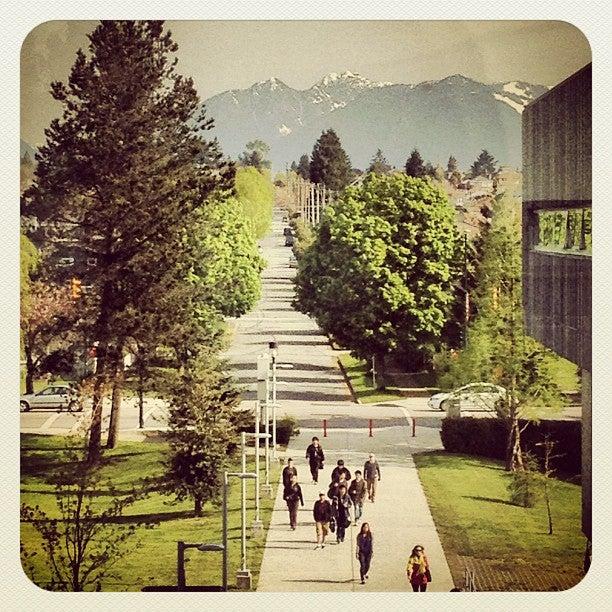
xmin=348 ymin=470 xmax=367 ymax=524
xmin=331 ymin=459 xmax=351 ymax=483
xmin=356 ymin=523 xmax=373 ymax=584
xmin=312 ymin=491 xmax=333 ymax=549
xmin=305 ymin=437 xmax=325 ymax=484
xmin=406 ymin=544 xmax=430 ymax=592
xmin=283 ymin=474 xmax=304 ymax=530
xmin=332 ymin=484 xmax=352 ymax=543
xmin=327 ymin=472 xmax=349 ymax=501
xmin=363 ymin=453 xmax=381 ymax=502
xmin=282 ymin=458 xmax=297 ymax=490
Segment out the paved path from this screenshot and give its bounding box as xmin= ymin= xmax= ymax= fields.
xmin=234 ymin=209 xmax=454 ymax=592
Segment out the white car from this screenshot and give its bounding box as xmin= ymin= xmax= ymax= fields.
xmin=428 ymin=383 xmax=506 ymax=412
xmin=20 ymin=384 xmax=82 ymax=412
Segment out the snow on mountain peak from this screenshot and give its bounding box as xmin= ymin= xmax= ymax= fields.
xmin=315 ymin=71 xmax=393 ymax=89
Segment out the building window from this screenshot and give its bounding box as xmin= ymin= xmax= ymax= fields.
xmin=536 ymin=208 xmax=591 ymax=254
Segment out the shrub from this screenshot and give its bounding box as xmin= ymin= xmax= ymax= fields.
xmin=440 ymin=417 xmax=581 ymax=475
xmin=507 ymin=453 xmax=541 ymax=507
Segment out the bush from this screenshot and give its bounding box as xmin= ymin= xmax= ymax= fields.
xmin=440 ymin=417 xmax=581 ymax=475
xmin=235 ymin=167 xmax=274 ymax=239
xmin=236 ymin=413 xmax=299 ymax=446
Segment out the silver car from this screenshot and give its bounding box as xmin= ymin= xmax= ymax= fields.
xmin=20 ymin=384 xmax=82 ymax=412
xmin=428 ymin=382 xmax=506 ymax=412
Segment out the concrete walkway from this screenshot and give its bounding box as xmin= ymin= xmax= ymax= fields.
xmin=257 ymin=424 xmax=455 ymax=592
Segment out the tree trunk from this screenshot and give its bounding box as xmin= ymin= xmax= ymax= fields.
xmin=24 ymin=341 xmax=35 ymax=394
xmin=505 ymin=416 xmax=524 ymax=471
xmin=138 ymin=376 xmax=145 ymax=429
xmin=106 ymin=361 xmax=124 ymax=449
xmin=194 ymin=494 xmax=203 ymax=517
xmin=376 ymin=353 xmax=386 ymax=390
xmin=87 ymin=343 xmax=107 ymax=464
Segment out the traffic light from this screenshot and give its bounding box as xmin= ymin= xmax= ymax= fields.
xmin=70 ymin=277 xmax=82 ymax=300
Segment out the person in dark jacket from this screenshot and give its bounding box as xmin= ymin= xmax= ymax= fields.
xmin=331 ymin=459 xmax=351 ymax=483
xmin=282 ymin=458 xmax=298 ymax=489
xmin=356 ymin=522 xmax=374 ymax=584
xmin=363 ymin=453 xmax=381 ymax=502
xmin=332 ymin=485 xmax=352 ymax=543
xmin=305 ymin=437 xmax=325 ymax=483
xmin=327 ymin=472 xmax=349 ymax=501
xmin=283 ymin=474 xmax=304 ymax=530
xmin=348 ymin=470 xmax=367 ymax=524
xmin=312 ymin=491 xmax=333 ymax=549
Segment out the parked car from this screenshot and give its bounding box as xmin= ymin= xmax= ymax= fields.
xmin=285 ymin=234 xmax=295 ymax=247
xmin=288 ymin=255 xmax=298 ymax=268
xmin=283 ymin=227 xmax=293 ymax=236
xmin=428 ymin=382 xmax=506 ymax=412
xmin=20 ymin=384 xmax=82 ymax=412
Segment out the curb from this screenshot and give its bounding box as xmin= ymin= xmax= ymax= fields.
xmin=336 ymin=357 xmax=362 ymax=404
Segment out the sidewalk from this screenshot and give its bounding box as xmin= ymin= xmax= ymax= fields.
xmin=257 ymin=425 xmax=455 ymax=592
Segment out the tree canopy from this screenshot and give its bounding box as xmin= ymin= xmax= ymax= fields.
xmin=296 ymin=154 xmax=310 ymax=180
xmin=470 ymin=149 xmax=497 ymax=178
xmin=239 ymin=139 xmax=271 ymax=172
xmin=294 ymin=173 xmax=459 ymax=372
xmin=309 ymin=128 xmax=352 ymax=190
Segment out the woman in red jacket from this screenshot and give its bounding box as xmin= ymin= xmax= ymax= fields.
xmin=406 ymin=544 xmax=430 ymax=592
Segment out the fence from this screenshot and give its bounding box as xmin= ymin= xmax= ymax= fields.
xmin=288 ymin=175 xmax=335 ymax=226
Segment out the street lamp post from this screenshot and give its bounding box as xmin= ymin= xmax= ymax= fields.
xmin=268 ymin=341 xmax=278 ymax=458
xmin=256 ymin=354 xmax=272 ymax=497
xmin=225 ymin=470 xmax=258 ymax=590
xmin=177 ymin=541 xmax=225 ymax=591
xmin=241 ymin=431 xmax=270 ymax=535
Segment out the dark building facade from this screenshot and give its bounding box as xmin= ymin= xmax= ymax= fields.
xmin=522 ymin=64 xmax=591 ymax=546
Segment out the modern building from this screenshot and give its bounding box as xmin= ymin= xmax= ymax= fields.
xmin=522 ymin=63 xmax=591 ymax=561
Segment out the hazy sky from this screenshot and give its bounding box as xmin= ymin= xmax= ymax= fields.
xmin=21 ymin=20 xmax=591 ymax=146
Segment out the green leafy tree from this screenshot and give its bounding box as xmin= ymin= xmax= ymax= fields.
xmin=164 ymin=353 xmax=240 ymax=515
xmin=296 ymin=153 xmax=310 ymax=180
xmin=294 ymin=173 xmax=459 ymax=379
xmin=309 ymin=128 xmax=352 ymax=190
xmin=367 ymin=149 xmax=392 ymax=175
xmin=235 ymin=166 xmax=274 ymax=239
xmin=470 ymin=149 xmax=497 ymax=178
xmin=20 ymin=447 xmax=146 ymax=591
xmin=21 ymin=21 xmax=234 ymax=463
xmin=437 ymin=192 xmax=563 ymax=470
xmin=405 ymin=149 xmax=426 ymax=178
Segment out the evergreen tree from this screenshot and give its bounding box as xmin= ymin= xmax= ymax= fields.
xmin=424 ymin=161 xmax=436 ymax=177
xmin=21 ymin=21 xmax=234 ymax=462
xmin=470 ymin=149 xmax=497 ymax=178
xmin=165 ymin=352 xmax=239 ymax=516
xmin=296 ymin=154 xmax=310 ymax=180
xmin=239 ymin=139 xmax=271 ymax=172
xmin=405 ymin=149 xmax=426 ymax=178
xmin=290 ymin=160 xmax=298 ymax=172
xmin=447 ymin=155 xmax=458 ymax=175
xmin=309 ymin=129 xmax=352 ymax=190
xmin=367 ymin=149 xmax=392 ymax=175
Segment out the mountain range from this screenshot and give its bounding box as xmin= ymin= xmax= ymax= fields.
xmin=202 ymin=71 xmax=549 ymax=172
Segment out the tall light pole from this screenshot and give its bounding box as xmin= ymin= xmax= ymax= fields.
xmin=225 ymin=470 xmax=258 ymax=590
xmin=241 ymin=431 xmax=270 ymax=535
xmin=268 ymin=341 xmax=278 ymax=458
xmin=256 ymin=354 xmax=272 ymax=496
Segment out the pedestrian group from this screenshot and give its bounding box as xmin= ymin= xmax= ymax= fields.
xmin=280 ymin=438 xmax=432 ymax=589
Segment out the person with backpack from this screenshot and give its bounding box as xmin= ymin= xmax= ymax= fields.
xmin=312 ymin=491 xmax=333 ymax=549
xmin=356 ymin=522 xmax=374 ymax=584
xmin=305 ymin=437 xmax=325 ymax=484
xmin=331 ymin=459 xmax=351 ymax=482
xmin=283 ymin=474 xmax=304 ymax=530
xmin=348 ymin=470 xmax=367 ymax=524
xmin=332 ymin=484 xmax=352 ymax=543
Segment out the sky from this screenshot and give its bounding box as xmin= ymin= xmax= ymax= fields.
xmin=20 ymin=20 xmax=591 ymax=146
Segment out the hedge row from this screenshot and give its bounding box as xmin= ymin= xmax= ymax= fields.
xmin=237 ymin=416 xmax=299 ymax=446
xmin=440 ymin=417 xmax=582 ymax=475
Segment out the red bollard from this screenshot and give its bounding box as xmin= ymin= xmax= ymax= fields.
xmin=412 ymin=417 xmax=416 ymax=437
xmin=323 ymin=418 xmax=327 ymax=437
xmin=369 ymin=419 xmax=373 ymax=437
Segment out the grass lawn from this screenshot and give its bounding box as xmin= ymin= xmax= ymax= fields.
xmin=21 ymin=434 xmax=279 ymax=592
xmin=338 ymin=354 xmax=406 ymax=404
xmin=414 ymin=451 xmax=584 ymax=588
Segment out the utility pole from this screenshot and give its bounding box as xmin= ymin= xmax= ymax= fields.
xmin=269 ymin=341 xmax=278 ymax=458
xmin=257 ymin=354 xmax=272 ymax=496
